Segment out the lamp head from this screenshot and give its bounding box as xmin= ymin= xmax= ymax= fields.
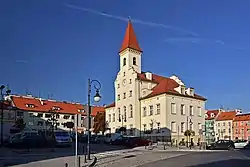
xmin=93 ymin=90 xmax=101 ymax=102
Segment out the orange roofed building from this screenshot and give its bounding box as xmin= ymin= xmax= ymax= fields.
xmin=233 ymin=113 xmax=250 ymax=140
xmin=4 ymin=94 xmax=104 ymax=133
xmin=105 ymin=19 xmax=207 ymax=143
xmin=214 ymin=110 xmax=241 ymax=140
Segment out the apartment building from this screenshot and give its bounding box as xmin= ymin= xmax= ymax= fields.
xmin=205 ymin=109 xmax=221 ymax=144
xmin=105 ymin=20 xmax=207 ymax=144
xmin=214 ymin=110 xmax=240 ymax=140
xmin=233 ymin=113 xmax=250 ymax=140
xmin=3 ymin=95 xmax=104 ymax=134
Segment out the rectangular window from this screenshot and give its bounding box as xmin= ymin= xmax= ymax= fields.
xmin=229 ymin=128 xmax=231 ymax=133
xmin=37 ymin=113 xmax=43 ymax=117
xmin=223 ymin=129 xmax=226 ymax=133
xmin=17 ymin=111 xmax=24 ymax=117
xmin=143 ymin=107 xmax=147 ymax=117
xmin=29 ymin=113 xmax=34 ymax=117
xmin=149 ymin=105 xmax=153 ymax=115
xmin=117 ymin=84 xmax=120 ymax=88
xmin=181 ymin=104 xmax=185 ymax=115
xmin=56 ymin=114 xmax=60 ymax=119
xmin=45 ymin=114 xmax=51 ymax=118
xmin=171 ymin=103 xmax=176 ymax=114
xmin=181 ymin=122 xmax=185 ymax=133
xmin=129 ymin=79 xmax=132 ymax=84
xmin=63 ymin=115 xmax=70 ymax=119
xmin=223 ymin=122 xmax=225 ymax=126
xmin=156 ymin=104 xmax=160 ymax=115
xmin=112 ymin=113 xmax=115 ymax=122
xmin=218 ymin=123 xmax=220 ymax=127
xmin=189 ymin=106 xmax=193 ymax=116
xmin=108 ymin=114 xmax=111 ymax=122
xmin=171 ymin=121 xmax=176 ymax=133
xmin=123 ymin=93 xmax=126 ymax=99
xmin=117 ymin=94 xmax=120 ymax=100
xmin=198 ymin=107 xmax=202 ymax=117
xmin=129 ymin=90 xmax=132 ymax=97
xmin=248 ymin=129 xmax=250 ymax=134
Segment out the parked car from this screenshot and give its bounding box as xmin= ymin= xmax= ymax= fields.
xmin=206 ymin=140 xmax=235 ymax=150
xmin=125 ymin=137 xmax=151 ymax=148
xmin=7 ymin=133 xmax=49 ymax=148
xmin=234 ymin=140 xmax=250 ymax=149
xmin=54 ymin=131 xmax=72 ymax=147
xmin=104 ymin=133 xmax=122 ymax=144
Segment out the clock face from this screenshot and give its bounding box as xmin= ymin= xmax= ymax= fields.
xmin=123 ymin=79 xmax=127 ymax=86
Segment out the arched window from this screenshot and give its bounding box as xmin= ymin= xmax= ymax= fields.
xmin=123 ymin=106 xmax=127 ymax=120
xmin=129 ymin=104 xmax=133 ymax=118
xmin=133 ymin=57 xmax=136 ymax=65
xmin=123 ymin=58 xmax=126 ymax=66
xmin=118 ymin=107 xmax=121 ymax=121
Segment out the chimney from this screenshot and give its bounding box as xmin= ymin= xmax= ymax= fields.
xmin=145 ymin=72 xmax=152 ymax=80
xmin=39 ymin=98 xmax=44 ymax=105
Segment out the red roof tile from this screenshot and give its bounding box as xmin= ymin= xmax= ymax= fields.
xmin=205 ymin=110 xmax=220 ymax=120
xmin=216 ymin=111 xmax=236 ymax=121
xmin=138 ymin=72 xmax=207 ymax=101
xmin=11 ymin=95 xmax=105 ymax=117
xmin=233 ymin=113 xmax=250 ymax=122
xmin=119 ymin=20 xmax=142 ymax=53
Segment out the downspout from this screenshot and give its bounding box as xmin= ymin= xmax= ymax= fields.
xmin=138 ymin=79 xmax=141 ymax=138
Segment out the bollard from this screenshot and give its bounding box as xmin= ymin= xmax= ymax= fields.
xmin=164 ymin=144 xmax=166 ymax=150
xmin=65 ymin=163 xmax=68 ymax=167
xmin=78 ymin=156 xmax=81 ymax=167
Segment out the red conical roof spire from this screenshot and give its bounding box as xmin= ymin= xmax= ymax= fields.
xmin=119 ymin=19 xmax=142 ymax=53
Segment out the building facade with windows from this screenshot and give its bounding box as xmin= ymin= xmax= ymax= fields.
xmin=205 ymin=109 xmax=221 ymax=144
xmin=3 ymin=95 xmax=104 ymax=134
xmin=105 ymin=20 xmax=207 ymax=144
xmin=233 ymin=113 xmax=250 ymax=140
xmin=214 ymin=110 xmax=240 ymax=140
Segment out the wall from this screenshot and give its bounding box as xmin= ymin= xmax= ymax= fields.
xmin=233 ymin=121 xmax=250 ymax=140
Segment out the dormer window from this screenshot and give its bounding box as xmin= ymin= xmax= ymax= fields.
xmin=211 ymin=113 xmax=215 ymax=118
xmin=181 ymin=87 xmax=185 ymax=94
xmin=205 ymin=114 xmax=208 ymax=118
xmin=133 ymin=57 xmax=136 ymax=65
xmin=52 ymin=106 xmax=61 ymax=110
xmin=26 ymin=104 xmax=35 ymax=108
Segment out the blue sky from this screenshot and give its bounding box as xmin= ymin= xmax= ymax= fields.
xmin=1 ymin=0 xmax=250 ymax=111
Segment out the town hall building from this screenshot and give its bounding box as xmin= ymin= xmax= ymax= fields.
xmin=105 ymin=20 xmax=207 ymax=144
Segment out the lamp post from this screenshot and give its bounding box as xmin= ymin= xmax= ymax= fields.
xmin=0 ymin=85 xmax=11 ymax=146
xmin=186 ymin=116 xmax=192 ymax=147
xmin=87 ymin=79 xmax=101 ymax=160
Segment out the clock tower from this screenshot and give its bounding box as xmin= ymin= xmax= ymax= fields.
xmin=119 ymin=19 xmax=142 ymax=73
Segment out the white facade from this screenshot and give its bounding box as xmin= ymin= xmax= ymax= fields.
xmin=105 ymin=21 xmax=206 ymax=143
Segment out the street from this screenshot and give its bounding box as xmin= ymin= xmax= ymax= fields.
xmin=140 ymin=150 xmax=250 ymax=167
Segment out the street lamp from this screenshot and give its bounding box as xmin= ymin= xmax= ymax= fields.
xmin=87 ymin=79 xmax=101 ymax=160
xmin=0 ymin=85 xmax=11 ymax=146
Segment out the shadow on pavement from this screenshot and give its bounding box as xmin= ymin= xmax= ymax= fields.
xmin=187 ymin=159 xmax=250 ymax=167
xmin=0 ymin=143 xmax=128 ymax=167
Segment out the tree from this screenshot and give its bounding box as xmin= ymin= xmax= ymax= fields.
xmin=184 ymin=130 xmax=195 ymax=147
xmin=93 ymin=112 xmax=107 ymax=135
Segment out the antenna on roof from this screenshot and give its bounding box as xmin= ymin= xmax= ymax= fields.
xmin=38 ymin=91 xmax=41 ymax=98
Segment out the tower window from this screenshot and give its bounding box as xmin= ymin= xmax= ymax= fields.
xmin=123 ymin=58 xmax=126 ymax=66
xmin=133 ymin=57 xmax=136 ymax=65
